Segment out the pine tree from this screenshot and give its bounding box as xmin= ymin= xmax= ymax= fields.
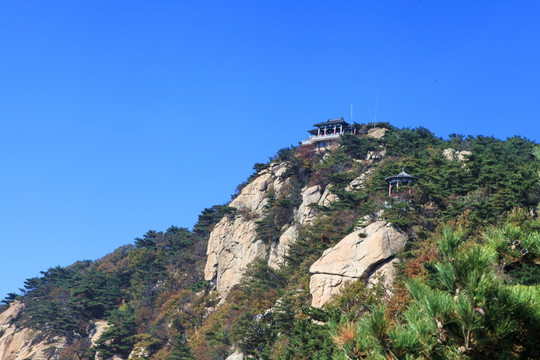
xmin=168 ymin=320 xmax=193 ymax=360
xmin=329 ymin=227 xmax=540 ymax=359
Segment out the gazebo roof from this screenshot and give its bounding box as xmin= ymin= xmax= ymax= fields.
xmin=313 ymin=117 xmax=349 ymax=127
xmin=384 ymin=168 xmax=419 ymax=182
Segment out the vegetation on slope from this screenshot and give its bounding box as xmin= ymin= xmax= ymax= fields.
xmin=2 ymin=123 xmax=539 ymax=359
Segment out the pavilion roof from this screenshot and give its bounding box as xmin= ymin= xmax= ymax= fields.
xmin=384 ymin=168 xmax=419 ymax=182
xmin=313 ymin=117 xmax=350 ymax=127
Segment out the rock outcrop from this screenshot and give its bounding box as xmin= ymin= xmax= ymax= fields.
xmin=0 ymin=302 xmax=65 ymax=360
xmin=309 ymin=221 xmax=408 ymax=308
xmin=226 ymin=350 xmax=245 ymax=360
xmin=204 ymin=162 xmax=290 ymax=297
xmin=367 ymin=127 xmax=388 ymax=139
xmin=442 ymin=148 xmax=471 ymax=162
xmin=88 ymin=320 xmax=109 ymax=347
xmin=268 ymin=184 xmax=336 ymax=269
xmin=204 ymin=161 xmax=337 ymax=298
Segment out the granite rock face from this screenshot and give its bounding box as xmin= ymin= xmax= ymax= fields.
xmin=0 ymin=302 xmax=66 ymax=360
xmin=268 ymin=184 xmax=336 ymax=269
xmin=309 ymin=221 xmax=408 ymax=307
xmin=204 ymin=161 xmax=338 ymax=298
xmin=204 ymin=162 xmax=290 ymax=298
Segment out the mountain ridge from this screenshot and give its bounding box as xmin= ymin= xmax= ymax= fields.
xmin=2 ymin=122 xmax=539 ymax=360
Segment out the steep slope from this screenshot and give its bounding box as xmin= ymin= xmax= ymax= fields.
xmin=1 ymin=122 xmax=539 ymax=360
xmin=204 ymin=160 xmax=337 ymax=298
xmin=204 ymin=162 xmax=290 ymax=297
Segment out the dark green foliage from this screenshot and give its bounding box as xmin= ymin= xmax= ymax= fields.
xmin=15 ymin=202 xmax=230 ymax=351
xmin=383 ymin=200 xmax=415 ymax=230
xmin=20 ymin=266 xmax=88 ymax=341
xmin=169 ymin=331 xmax=193 ymax=360
xmin=254 ymin=162 xmax=270 ymax=173
xmin=188 ymin=280 xmax=211 ymax=292
xmin=278 ymin=309 xmax=337 ymax=360
xmin=93 ymin=305 xmax=137 ymax=359
xmin=448 ymin=133 xmax=472 ymax=151
xmin=318 ymin=148 xmax=354 ymax=185
xmin=360 ymin=130 xmax=540 ymax=230
xmin=239 ymin=259 xmax=286 ymax=296
xmin=255 ymin=213 xmax=282 ymax=245
xmin=19 ymin=266 xmax=123 ymax=342
xmin=199 ymin=260 xmax=286 ymax=360
xmin=134 ymin=230 xmax=160 ymax=249
xmin=330 ymin=227 xmax=540 ymax=360
xmin=365 ymin=121 xmax=394 ymax=130
xmin=169 ymin=320 xmax=194 ymax=360
xmin=508 ymin=263 xmax=540 ymax=285
xmin=1 ymin=293 xmax=18 ymax=306
xmin=70 ymin=270 xmax=123 ymax=319
xmin=384 ymin=126 xmax=442 ymax=157
xmin=340 ymin=133 xmax=381 ymax=160
xmin=193 ymin=205 xmax=235 ymax=238
xmin=163 ymin=226 xmax=193 ymax=252
xmin=270 ymin=294 xmax=297 ymax=334
xmin=275 ymin=146 xmax=296 ymax=162
xmin=233 ymin=312 xmax=274 ymax=359
xmin=329 ymin=187 xmax=369 ymax=210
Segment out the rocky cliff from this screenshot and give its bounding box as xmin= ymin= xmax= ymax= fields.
xmin=204 ymin=162 xmax=337 ymax=298
xmin=204 ymin=162 xmax=290 ymax=297
xmin=203 ymin=128 xmax=408 ymax=302
xmin=0 ymin=302 xmax=65 ymax=360
xmin=3 ymin=122 xmax=530 ymax=360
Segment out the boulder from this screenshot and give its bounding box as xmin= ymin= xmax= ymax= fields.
xmin=309 ymin=221 xmax=408 ymax=307
xmin=442 ymin=148 xmax=471 ymax=162
xmin=226 ymin=350 xmax=245 ymax=360
xmin=365 ymin=149 xmax=386 ymax=162
xmin=367 ymin=127 xmax=387 ymax=139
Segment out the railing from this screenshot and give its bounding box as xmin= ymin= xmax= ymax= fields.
xmin=301 ymin=133 xmax=341 ymax=145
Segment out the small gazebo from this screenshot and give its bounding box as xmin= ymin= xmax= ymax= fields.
xmin=385 ymin=168 xmax=419 ymax=196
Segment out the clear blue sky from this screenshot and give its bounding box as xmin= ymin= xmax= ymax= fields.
xmin=1 ymin=1 xmax=539 ymax=300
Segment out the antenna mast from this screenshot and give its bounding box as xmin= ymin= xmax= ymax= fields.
xmin=374 ymin=89 xmax=380 ymax=123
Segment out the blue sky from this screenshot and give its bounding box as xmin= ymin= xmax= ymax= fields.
xmin=0 ymin=0 xmax=539 ymax=300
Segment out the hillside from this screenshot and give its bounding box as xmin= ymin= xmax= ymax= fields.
xmin=1 ymin=122 xmax=540 ymax=360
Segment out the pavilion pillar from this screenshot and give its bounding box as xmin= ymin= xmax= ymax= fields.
xmin=388 ymin=183 xmax=392 ymax=196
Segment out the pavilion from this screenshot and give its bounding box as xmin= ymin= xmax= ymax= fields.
xmin=301 ymin=117 xmax=359 ymax=149
xmin=385 ymin=168 xmax=419 ymax=196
